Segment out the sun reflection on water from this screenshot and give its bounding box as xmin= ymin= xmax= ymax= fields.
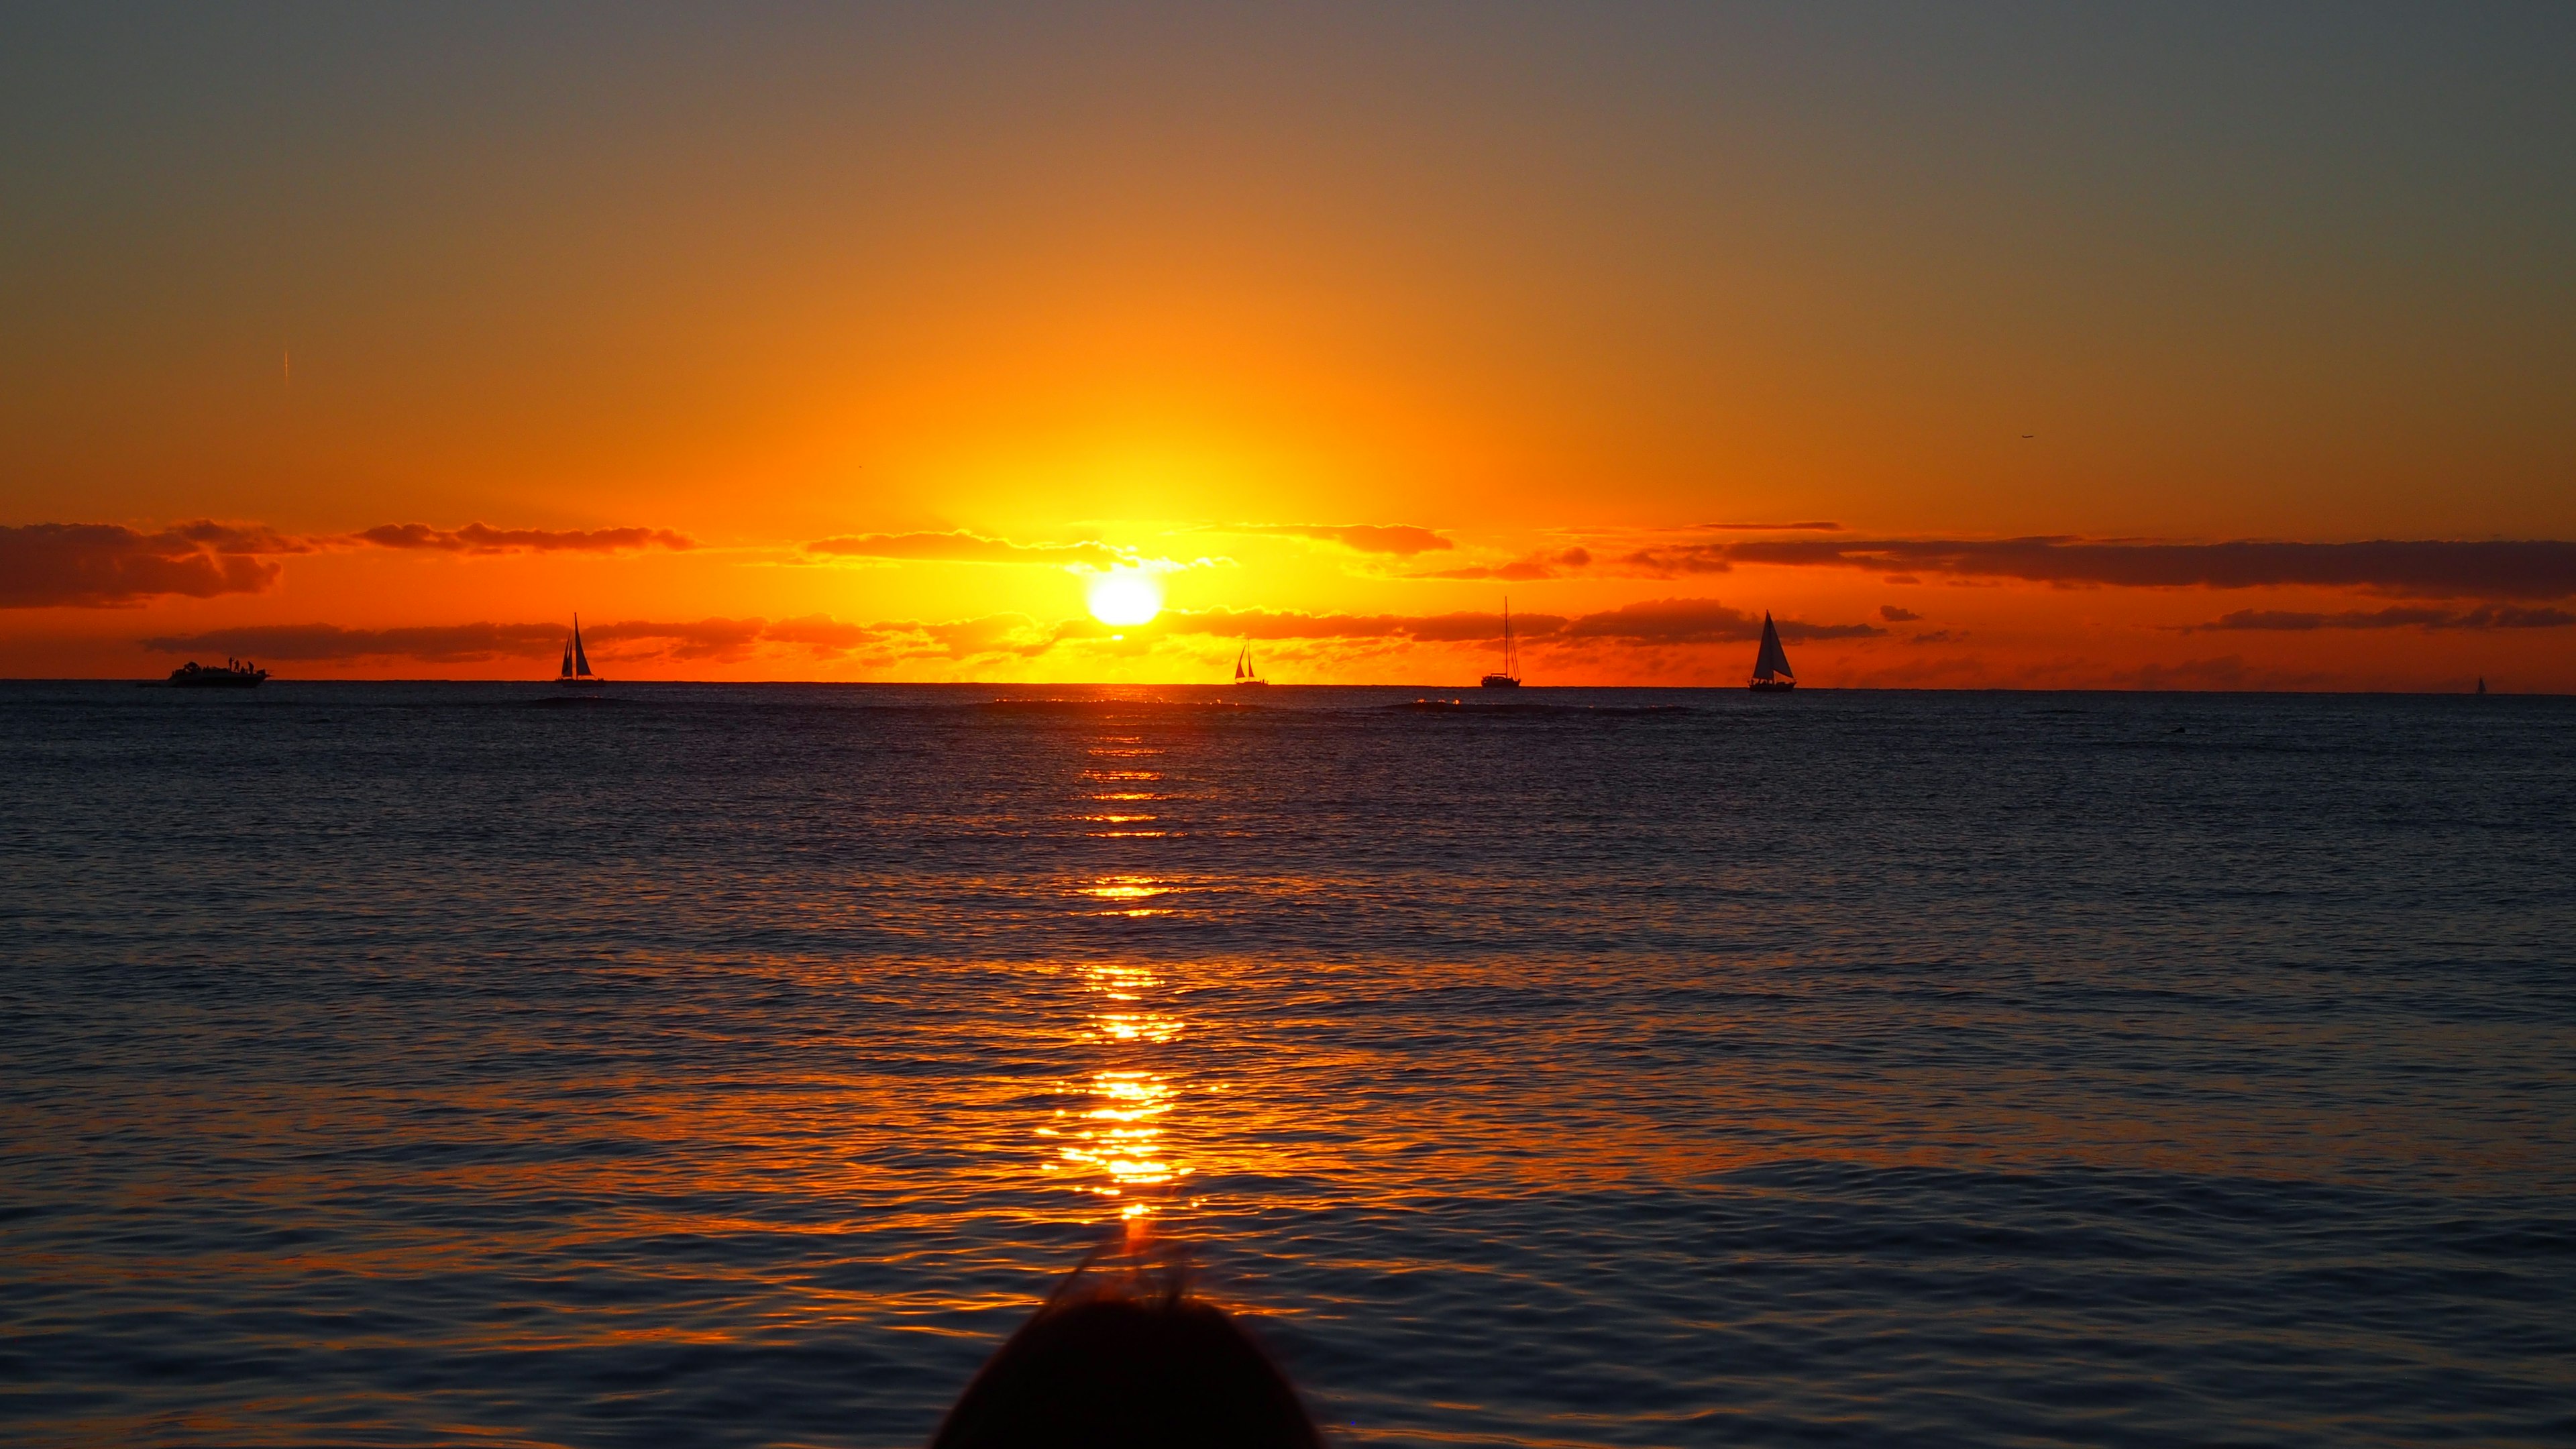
xmin=1040 ymin=958 xmax=1191 ymax=1227
xmin=1082 ymin=876 xmax=1173 ymax=917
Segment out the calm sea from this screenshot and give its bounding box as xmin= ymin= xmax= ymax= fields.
xmin=3 ymin=682 xmax=2571 ymax=1448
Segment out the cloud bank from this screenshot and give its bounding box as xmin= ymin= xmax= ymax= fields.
xmin=1716 ymin=537 xmax=2576 ymax=598
xmin=136 ymin=598 xmax=1881 ymax=669
xmin=2 ymin=522 xmax=303 ymax=608
xmin=141 ymin=616 xmax=910 ymax=666
xmin=5 ymin=518 xmax=705 ymax=607
xmin=1163 ymin=598 xmax=1878 ymax=645
xmin=353 ymin=523 xmax=698 ymax=553
xmin=2188 ymin=604 xmax=2576 ymax=632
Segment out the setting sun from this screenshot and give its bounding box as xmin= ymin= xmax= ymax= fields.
xmin=1085 ymin=570 xmax=1163 ymax=627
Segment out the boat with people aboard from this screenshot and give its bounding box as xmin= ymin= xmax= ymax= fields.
xmin=1232 ymin=642 xmax=1268 ymax=686
xmin=1749 ymin=612 xmax=1795 ymax=691
xmin=167 ymin=658 xmax=268 ymax=688
xmin=557 ymin=614 xmax=604 ymax=688
xmin=1480 ymin=599 xmax=1521 ymax=688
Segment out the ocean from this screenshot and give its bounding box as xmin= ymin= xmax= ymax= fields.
xmin=3 ymin=682 xmax=2571 ymax=1448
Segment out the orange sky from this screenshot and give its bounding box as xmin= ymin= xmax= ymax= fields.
xmin=4 ymin=7 xmax=2571 ymax=688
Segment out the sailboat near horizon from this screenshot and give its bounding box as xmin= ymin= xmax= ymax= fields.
xmin=1749 ymin=612 xmax=1795 ymax=692
xmin=557 ymin=614 xmax=604 ymax=688
xmin=1233 ymin=641 xmax=1268 ymax=686
xmin=1481 ymin=599 xmax=1521 ymax=688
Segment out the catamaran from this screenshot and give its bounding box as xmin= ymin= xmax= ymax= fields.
xmin=558 ymin=615 xmax=605 ymax=688
xmin=1481 ymin=599 xmax=1521 ymax=688
xmin=1749 ymin=612 xmax=1795 ymax=692
xmin=1233 ymin=642 xmax=1268 ymax=686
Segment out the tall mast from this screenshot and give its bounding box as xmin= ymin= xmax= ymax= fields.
xmin=1503 ymin=598 xmax=1513 ymax=679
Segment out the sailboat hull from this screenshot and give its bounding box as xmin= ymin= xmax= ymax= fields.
xmin=557 ymin=676 xmax=607 ymax=688
xmin=1479 ymin=676 xmax=1520 ymax=688
xmin=1748 ymin=678 xmax=1796 ymax=692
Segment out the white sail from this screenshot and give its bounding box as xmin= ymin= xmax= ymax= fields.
xmin=1753 ymin=613 xmax=1793 ymax=680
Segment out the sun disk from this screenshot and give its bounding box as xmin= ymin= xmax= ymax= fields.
xmin=1086 ymin=570 xmax=1163 ymax=627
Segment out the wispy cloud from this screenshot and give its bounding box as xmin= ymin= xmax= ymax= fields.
xmin=2186 ymin=604 xmax=2576 ymax=631
xmin=1880 ymin=605 xmax=1922 ymax=622
xmin=802 ymin=530 xmax=1129 ymax=566
xmin=1230 ymin=524 xmax=1455 ymax=556
xmin=1697 ymin=521 xmax=1842 ymax=531
xmin=353 ymin=523 xmax=698 ymax=553
xmin=3 ymin=522 xmax=307 ymax=608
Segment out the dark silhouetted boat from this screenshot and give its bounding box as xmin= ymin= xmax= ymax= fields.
xmin=558 ymin=615 xmax=605 ymax=688
xmin=168 ymin=657 xmax=268 ymax=688
xmin=1480 ymin=599 xmax=1521 ymax=688
xmin=1233 ymin=643 xmax=1267 ymax=686
xmin=1749 ymin=612 xmax=1796 ymax=692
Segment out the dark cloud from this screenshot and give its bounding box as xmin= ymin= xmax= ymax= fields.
xmin=1720 ymin=537 xmax=2576 ymax=599
xmin=1880 ymin=605 xmax=1922 ymax=622
xmin=1697 ymin=521 xmax=1842 ymax=531
xmin=1464 ymin=535 xmax=2576 ymax=596
xmin=1602 ymin=545 xmax=1731 ymax=578
xmin=170 ymin=522 xmax=316 ymax=554
xmin=354 ymin=523 xmax=697 ymax=553
xmin=584 ymin=618 xmax=770 ymax=661
xmin=2189 ymin=604 xmax=2576 ymax=632
xmin=1236 ymin=524 xmax=1454 ymax=556
xmin=1419 ymin=547 xmax=1591 ymax=581
xmin=3 ymin=522 xmax=301 ymax=608
xmin=761 ymin=614 xmax=890 ymax=652
xmin=803 ymin=530 xmax=1126 ymax=566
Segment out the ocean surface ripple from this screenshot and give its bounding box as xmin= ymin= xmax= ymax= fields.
xmin=3 ymin=683 xmax=2571 ymax=1447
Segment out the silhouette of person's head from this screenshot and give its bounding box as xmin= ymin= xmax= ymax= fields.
xmin=930 ymin=1258 xmax=1320 ymax=1449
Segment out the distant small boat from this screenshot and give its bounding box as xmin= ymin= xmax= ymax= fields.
xmin=168 ymin=657 xmax=267 ymax=689
xmin=1480 ymin=598 xmax=1521 ymax=688
xmin=1233 ymin=642 xmax=1268 ymax=686
xmin=558 ymin=615 xmax=605 ymax=688
xmin=1749 ymin=612 xmax=1796 ymax=692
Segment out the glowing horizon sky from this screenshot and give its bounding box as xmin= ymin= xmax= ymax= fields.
xmin=4 ymin=3 xmax=2571 ymax=687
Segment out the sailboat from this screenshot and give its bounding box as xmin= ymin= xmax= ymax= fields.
xmin=1233 ymin=642 xmax=1268 ymax=686
xmin=557 ymin=614 xmax=605 ymax=688
xmin=1481 ymin=599 xmax=1521 ymax=688
xmin=1748 ymin=612 xmax=1795 ymax=692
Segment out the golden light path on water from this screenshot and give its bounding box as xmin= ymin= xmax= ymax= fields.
xmin=1053 ymin=731 xmax=1192 ymax=1236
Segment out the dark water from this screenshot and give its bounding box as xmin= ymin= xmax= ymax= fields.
xmin=3 ymin=682 xmax=2571 ymax=1448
